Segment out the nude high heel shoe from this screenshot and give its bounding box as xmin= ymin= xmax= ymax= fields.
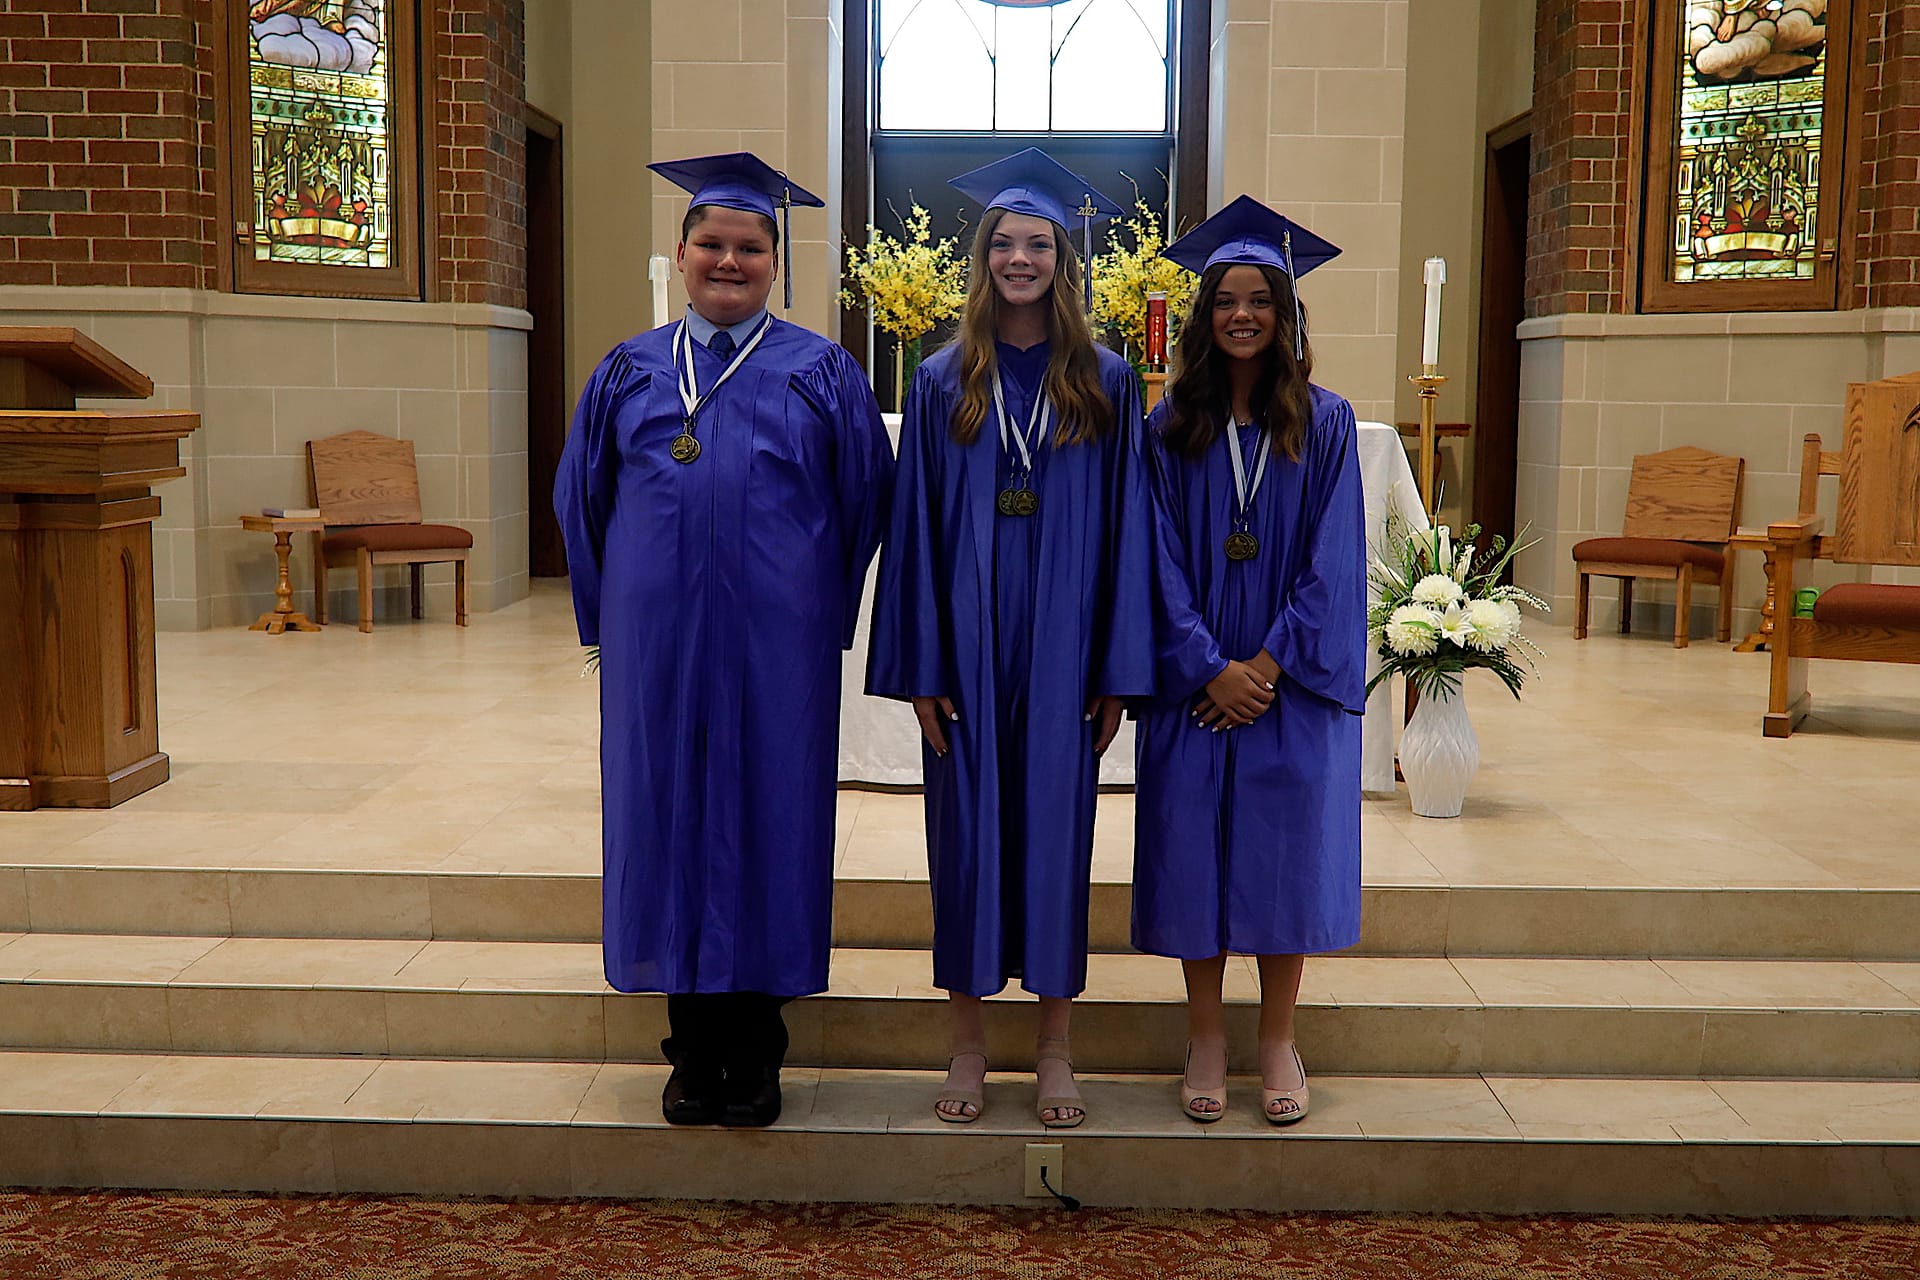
xmin=1180 ymin=1040 xmax=1226 ymax=1123
xmin=1262 ymin=1042 xmax=1309 ymax=1126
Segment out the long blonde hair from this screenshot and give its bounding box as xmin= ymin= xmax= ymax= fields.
xmin=949 ymin=208 xmax=1114 ymax=447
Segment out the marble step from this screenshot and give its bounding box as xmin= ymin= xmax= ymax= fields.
xmin=3 ymin=935 xmax=1917 ymax=1078
xmin=0 ymin=1049 xmax=1913 ymax=1214
xmin=4 ymin=865 xmax=1917 ymax=960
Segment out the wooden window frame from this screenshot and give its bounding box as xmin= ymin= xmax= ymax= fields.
xmin=220 ymin=1 xmax=427 ymax=301
xmin=1638 ymin=0 xmax=1854 ymax=314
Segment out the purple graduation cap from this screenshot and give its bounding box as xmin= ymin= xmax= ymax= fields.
xmin=948 ymin=147 xmax=1125 ymax=311
xmin=1162 ymin=195 xmax=1341 ymax=360
xmin=648 ymin=151 xmax=825 ymax=310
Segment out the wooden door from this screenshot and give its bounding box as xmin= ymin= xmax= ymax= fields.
xmin=1472 ymin=117 xmax=1529 ymax=551
xmin=526 ymin=109 xmax=568 ymax=579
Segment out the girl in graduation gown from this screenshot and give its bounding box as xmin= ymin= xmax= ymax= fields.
xmin=868 ymin=150 xmax=1156 ymax=1128
xmin=1132 ymin=197 xmax=1366 ymax=1126
xmin=556 ymin=153 xmax=894 ymax=1128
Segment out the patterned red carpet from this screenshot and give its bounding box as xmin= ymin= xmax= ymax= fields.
xmin=1 ymin=1193 xmax=1914 ymax=1279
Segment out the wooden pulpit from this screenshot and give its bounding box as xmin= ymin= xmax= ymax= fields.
xmin=0 ymin=327 xmax=200 ymax=809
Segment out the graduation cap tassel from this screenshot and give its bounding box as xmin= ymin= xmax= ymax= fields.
xmin=1283 ymin=228 xmax=1304 ymax=363
xmin=1082 ymin=196 xmax=1094 ymax=312
xmin=781 ymin=193 xmax=794 ymax=311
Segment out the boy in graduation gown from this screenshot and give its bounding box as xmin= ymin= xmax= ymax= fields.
xmin=1131 ymin=196 xmax=1365 ymax=1126
xmin=555 ymin=153 xmax=895 ymax=1127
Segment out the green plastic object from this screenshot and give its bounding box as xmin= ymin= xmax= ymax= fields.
xmin=1793 ymin=588 xmax=1819 ymax=618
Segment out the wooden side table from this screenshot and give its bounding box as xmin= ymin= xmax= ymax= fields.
xmin=1727 ymin=526 xmax=1774 ymax=652
xmin=239 ymin=514 xmax=325 ymax=634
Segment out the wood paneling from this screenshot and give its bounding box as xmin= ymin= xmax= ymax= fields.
xmin=308 ymin=431 xmax=427 ymax=527
xmin=0 ymin=329 xmax=152 ymax=401
xmin=1622 ymin=446 xmax=1744 ymax=542
xmin=1838 ymin=371 xmax=1920 ymax=566
xmin=0 ymin=328 xmax=195 ymax=808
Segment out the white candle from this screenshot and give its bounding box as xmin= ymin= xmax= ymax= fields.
xmin=1421 ymin=256 xmax=1446 ymax=369
xmin=649 ymin=254 xmax=671 ymax=330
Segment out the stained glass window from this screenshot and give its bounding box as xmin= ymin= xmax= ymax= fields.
xmin=877 ymin=0 xmax=1171 ymax=134
xmin=1668 ymin=0 xmax=1829 ymax=283
xmin=245 ymin=0 xmax=394 ymax=269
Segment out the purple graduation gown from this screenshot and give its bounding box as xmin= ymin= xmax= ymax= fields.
xmin=555 ymin=318 xmax=894 ymax=996
xmin=1132 ymin=385 xmax=1365 ymax=959
xmin=867 ymin=340 xmax=1155 ymax=998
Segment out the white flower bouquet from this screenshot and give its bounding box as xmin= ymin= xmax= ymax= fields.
xmin=1366 ymin=505 xmax=1547 ymax=700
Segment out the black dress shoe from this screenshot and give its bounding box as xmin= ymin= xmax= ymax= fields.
xmin=660 ymin=1037 xmax=724 ymax=1126
xmin=720 ymin=1064 xmax=782 ymax=1128
xmin=662 ymin=1060 xmax=725 ymax=1125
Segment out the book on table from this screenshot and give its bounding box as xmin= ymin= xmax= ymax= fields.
xmin=261 ymin=507 xmax=321 ymax=519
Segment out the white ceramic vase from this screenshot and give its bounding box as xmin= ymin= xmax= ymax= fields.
xmin=1400 ymin=683 xmax=1479 ymax=818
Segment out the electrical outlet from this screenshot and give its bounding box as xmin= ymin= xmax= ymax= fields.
xmin=1024 ymin=1143 xmax=1064 ymax=1198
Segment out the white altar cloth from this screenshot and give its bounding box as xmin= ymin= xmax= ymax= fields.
xmin=838 ymin=416 xmax=1422 ymax=791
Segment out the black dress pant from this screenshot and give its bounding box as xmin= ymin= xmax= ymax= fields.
xmin=664 ymin=992 xmax=791 ymax=1075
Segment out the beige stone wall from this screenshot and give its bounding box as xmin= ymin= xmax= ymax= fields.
xmin=648 ymin=0 xmax=843 ymax=340
xmin=567 ymin=1 xmax=660 ymax=395
xmin=0 ymin=287 xmax=531 ymax=631
xmin=524 ymin=0 xmax=662 ymax=401
xmin=1212 ymin=0 xmax=1409 ymax=424
xmin=1514 ymin=312 xmax=1920 ymax=636
xmin=1385 ymin=0 xmax=1536 ymax=526
xmin=1476 ymin=0 xmax=1534 ymax=131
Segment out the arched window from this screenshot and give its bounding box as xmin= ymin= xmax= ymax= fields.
xmin=843 ymin=0 xmax=1209 ymax=381
xmin=877 ymin=0 xmax=1172 ymax=133
xmin=1640 ymin=0 xmax=1850 ymax=312
xmin=226 ymin=0 xmax=424 ymax=299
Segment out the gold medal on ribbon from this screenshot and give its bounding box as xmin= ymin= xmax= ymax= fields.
xmin=998 ymin=488 xmax=1038 ymax=517
xmin=1225 ymin=531 xmax=1260 ymax=561
xmin=670 ymin=432 xmax=701 ymax=464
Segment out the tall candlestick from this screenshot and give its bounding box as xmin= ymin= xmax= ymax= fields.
xmin=649 ymin=254 xmax=671 ymax=331
xmin=1421 ymin=256 xmax=1446 ymax=369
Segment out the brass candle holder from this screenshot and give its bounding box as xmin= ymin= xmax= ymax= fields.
xmin=1409 ymin=364 xmax=1448 ymax=519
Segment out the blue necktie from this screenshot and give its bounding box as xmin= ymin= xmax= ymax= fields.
xmin=709 ymin=330 xmax=736 ymax=358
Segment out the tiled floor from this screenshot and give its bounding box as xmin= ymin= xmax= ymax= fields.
xmin=6 ymin=1048 xmax=1919 ymax=1146
xmin=9 ymin=580 xmax=1912 ymax=890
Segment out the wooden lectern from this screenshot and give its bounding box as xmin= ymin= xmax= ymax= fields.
xmin=0 ymin=327 xmax=200 ymax=809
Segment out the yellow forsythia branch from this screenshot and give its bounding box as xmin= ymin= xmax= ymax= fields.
xmin=838 ymin=205 xmax=968 ymax=343
xmin=1091 ymin=200 xmax=1197 ymax=360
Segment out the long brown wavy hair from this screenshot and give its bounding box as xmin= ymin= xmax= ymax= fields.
xmin=949 ymin=207 xmax=1114 ymax=447
xmin=1162 ymin=262 xmax=1314 ymax=462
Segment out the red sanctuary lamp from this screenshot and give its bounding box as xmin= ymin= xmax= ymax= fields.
xmin=1143 ymin=291 xmax=1169 ymax=411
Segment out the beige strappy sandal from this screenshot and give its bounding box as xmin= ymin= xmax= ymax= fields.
xmin=1035 ymin=1035 xmax=1085 ymax=1129
xmin=935 ymin=1047 xmax=987 ymax=1124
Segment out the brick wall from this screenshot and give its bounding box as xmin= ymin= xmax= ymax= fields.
xmin=436 ymin=0 xmax=526 ymax=308
xmin=0 ymin=0 xmax=527 ymax=308
xmin=1854 ymin=0 xmax=1920 ymax=309
xmin=1526 ymin=0 xmax=1633 ymax=318
xmin=0 ymin=0 xmax=216 ymax=290
xmin=1533 ymin=0 xmax=1920 ymax=317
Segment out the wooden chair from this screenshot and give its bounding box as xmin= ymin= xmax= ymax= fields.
xmin=1572 ymin=445 xmax=1745 ymax=648
xmin=1763 ymin=373 xmax=1920 ymax=736
xmin=306 ymin=429 xmax=471 ymax=634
